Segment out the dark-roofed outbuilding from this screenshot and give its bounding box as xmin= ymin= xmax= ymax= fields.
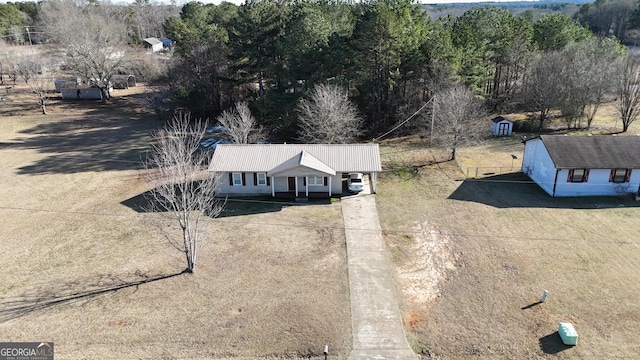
xmin=490 ymin=116 xmax=513 ymax=136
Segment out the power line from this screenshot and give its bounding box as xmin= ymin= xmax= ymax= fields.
xmin=373 ymin=97 xmax=433 ymax=142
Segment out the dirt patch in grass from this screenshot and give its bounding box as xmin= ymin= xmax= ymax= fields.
xmin=0 ymin=87 xmax=351 ymax=359
xmin=377 ymin=139 xmax=640 ymax=358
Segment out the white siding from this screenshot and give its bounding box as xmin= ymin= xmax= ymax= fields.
xmin=522 ymin=138 xmax=557 ymax=196
xmin=60 ymin=87 xmax=103 ymax=100
xmin=554 ymin=168 xmax=640 ymax=197
xmin=217 ymin=172 xmax=272 ymax=196
xmin=524 ymin=138 xmax=640 ymax=197
xmin=331 ymin=175 xmax=343 ymax=195
xmin=490 ymin=120 xmax=513 ymax=136
xmin=216 ymin=172 xmax=343 ymax=196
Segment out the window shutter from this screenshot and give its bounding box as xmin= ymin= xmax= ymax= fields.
xmin=267 ymin=176 xmax=271 ymax=186
xmin=253 ymin=173 xmax=257 ymax=186
xmin=567 ymin=169 xmax=573 ymax=182
xmin=625 ymin=169 xmax=632 ymax=183
xmin=229 ymin=173 xmax=233 ymax=186
xmin=583 ymin=169 xmax=590 ymax=182
xmin=242 ymin=173 xmax=246 ymax=186
xmin=324 ymin=177 xmax=328 ymax=186
xmin=609 ymin=169 xmax=615 ymax=183
xmin=303 ymin=177 xmax=306 ymax=186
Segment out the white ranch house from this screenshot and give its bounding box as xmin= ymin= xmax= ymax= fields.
xmin=522 ymin=135 xmax=640 ymax=197
xmin=208 ymin=144 xmax=381 ymax=199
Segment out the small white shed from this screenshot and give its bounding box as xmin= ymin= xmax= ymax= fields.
xmin=143 ymin=38 xmax=163 ymax=53
xmin=490 ymin=116 xmax=513 ymax=136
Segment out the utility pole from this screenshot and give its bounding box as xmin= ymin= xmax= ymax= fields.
xmin=430 ymin=94 xmax=436 ymax=144
xmin=25 ymin=26 xmax=32 ymax=45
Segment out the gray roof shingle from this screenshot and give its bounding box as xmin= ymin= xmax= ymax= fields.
xmin=540 ymin=135 xmax=640 ymax=169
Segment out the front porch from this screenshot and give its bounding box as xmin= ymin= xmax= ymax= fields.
xmin=274 ymin=191 xmax=331 ymax=200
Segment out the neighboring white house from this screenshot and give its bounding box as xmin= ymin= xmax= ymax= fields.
xmin=143 ymin=38 xmax=163 ymax=52
xmin=522 ymin=135 xmax=640 ymax=197
xmin=208 ymin=144 xmax=382 ymax=198
xmin=490 ymin=116 xmax=513 ymax=136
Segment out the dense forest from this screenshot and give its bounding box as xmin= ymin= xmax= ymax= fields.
xmin=2 ymin=0 xmax=640 ymax=139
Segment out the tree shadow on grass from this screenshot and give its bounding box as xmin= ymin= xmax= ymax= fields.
xmin=14 ymin=116 xmax=160 ymax=174
xmin=8 ymin=92 xmax=165 ymax=175
xmin=448 ymin=172 xmax=640 ymax=209
xmin=121 ymin=189 xmax=295 ymax=217
xmin=539 ymin=332 xmax=574 ymax=354
xmin=0 ymin=270 xmax=187 ymax=323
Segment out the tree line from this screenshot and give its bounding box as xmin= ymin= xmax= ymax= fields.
xmin=162 ymin=0 xmax=640 ymax=138
xmin=2 ymin=0 xmax=640 ymax=137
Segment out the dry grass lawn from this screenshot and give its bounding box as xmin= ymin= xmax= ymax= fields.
xmin=377 ymin=106 xmax=640 ymax=359
xmin=0 ymin=85 xmax=351 ymax=359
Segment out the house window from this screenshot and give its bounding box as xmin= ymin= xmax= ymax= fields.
xmin=308 ymin=176 xmax=324 ymax=186
xmin=568 ymin=169 xmax=588 ymax=183
xmin=232 ymin=172 xmax=243 ymax=186
xmin=257 ymin=173 xmax=267 ymax=186
xmin=610 ymin=169 xmax=631 ymax=183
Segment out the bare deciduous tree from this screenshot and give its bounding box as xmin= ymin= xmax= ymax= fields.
xmin=2 ymin=56 xmax=18 ymax=86
xmin=433 ymin=85 xmax=487 ymax=161
xmin=297 ymin=84 xmax=363 ymax=144
xmin=145 ymin=112 xmax=225 ymax=273
xmin=616 ymin=54 xmax=640 ymax=133
xmin=16 ymin=58 xmax=40 ymax=84
xmin=560 ymin=38 xmax=620 ymax=130
xmin=24 ymin=56 xmax=55 ymax=115
xmin=41 ymin=0 xmax=128 ymax=102
xmin=9 ymin=25 xmax=24 ymax=45
xmin=523 ymin=52 xmax=566 ymax=132
xmin=216 ymin=102 xmax=265 ymax=144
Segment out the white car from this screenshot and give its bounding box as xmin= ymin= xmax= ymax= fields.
xmin=347 ymin=173 xmax=365 ymax=193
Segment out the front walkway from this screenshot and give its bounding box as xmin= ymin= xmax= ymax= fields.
xmin=342 ymin=188 xmax=416 ymax=360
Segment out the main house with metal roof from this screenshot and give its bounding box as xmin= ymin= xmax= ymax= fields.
xmin=208 ymin=144 xmax=382 ymax=198
xmin=522 ymin=135 xmax=640 ymax=197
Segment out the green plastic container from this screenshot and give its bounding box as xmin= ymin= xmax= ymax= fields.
xmin=558 ymin=322 xmax=578 ymax=346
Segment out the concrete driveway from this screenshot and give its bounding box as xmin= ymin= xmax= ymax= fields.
xmin=342 ymin=182 xmax=415 ymax=360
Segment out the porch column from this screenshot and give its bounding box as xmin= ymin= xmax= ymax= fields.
xmin=271 ymin=177 xmax=275 ymax=197
xmin=371 ymin=172 xmax=377 ymax=194
xmin=328 ymin=176 xmax=332 ymax=196
xmin=295 ymin=177 xmax=299 ymax=197
xmin=305 ymin=176 xmax=309 ymax=197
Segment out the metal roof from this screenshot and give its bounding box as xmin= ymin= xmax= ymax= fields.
xmin=539 ymin=135 xmax=640 ymax=169
xmin=208 ymin=144 xmax=382 ymax=173
xmin=143 ymin=38 xmax=162 ymax=46
xmin=268 ymin=150 xmax=337 ymax=176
